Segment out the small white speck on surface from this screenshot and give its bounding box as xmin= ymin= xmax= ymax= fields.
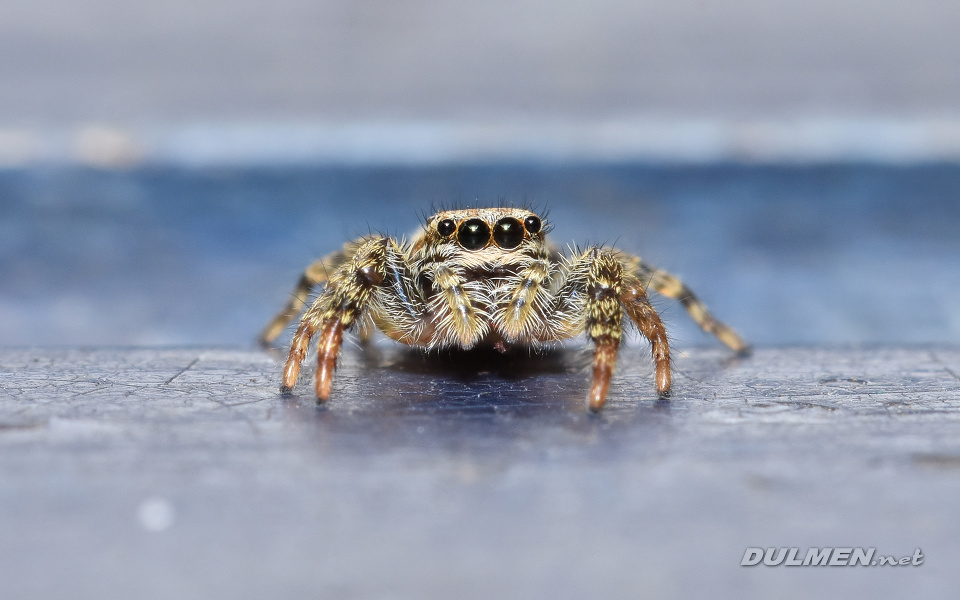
xmin=137 ymin=497 xmax=175 ymax=532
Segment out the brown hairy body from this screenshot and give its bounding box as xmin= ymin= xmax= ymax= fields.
xmin=260 ymin=207 xmax=748 ymax=411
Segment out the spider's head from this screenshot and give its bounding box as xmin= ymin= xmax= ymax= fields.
xmin=419 ymin=207 xmax=547 ymax=257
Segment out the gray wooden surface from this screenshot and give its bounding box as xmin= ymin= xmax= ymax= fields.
xmin=1 ymin=344 xmax=959 ymax=599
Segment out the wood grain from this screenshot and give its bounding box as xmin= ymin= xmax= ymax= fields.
xmin=1 ymin=345 xmax=958 ymax=598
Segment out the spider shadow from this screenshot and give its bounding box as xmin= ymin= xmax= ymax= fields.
xmin=298 ymin=343 xmax=680 ymax=449
xmin=369 ymin=344 xmax=585 ymax=383
xmin=351 ymin=344 xmax=609 ymax=416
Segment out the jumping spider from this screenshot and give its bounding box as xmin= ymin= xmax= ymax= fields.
xmin=260 ymin=207 xmax=748 ymax=411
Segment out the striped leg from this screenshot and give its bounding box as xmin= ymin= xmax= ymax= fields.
xmin=583 ymin=250 xmax=625 ymax=412
xmin=543 ymin=248 xmax=674 ymax=410
xmin=259 ymin=243 xmax=358 ymax=347
xmin=628 ymin=257 xmax=749 ymax=354
xmin=280 ymin=238 xmax=387 ymax=402
xmin=546 ymin=248 xmax=627 ymax=411
xmin=621 ymin=277 xmax=671 ymax=397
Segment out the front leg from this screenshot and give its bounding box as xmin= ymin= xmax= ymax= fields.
xmin=582 ymin=249 xmax=626 ymax=412
xmin=259 ymin=242 xmax=360 ymax=347
xmin=281 ymin=238 xmax=388 ymax=401
xmin=546 ymin=248 xmax=671 ymax=411
xmin=620 ymin=275 xmax=671 ymax=397
xmin=544 ymin=248 xmax=629 ymax=411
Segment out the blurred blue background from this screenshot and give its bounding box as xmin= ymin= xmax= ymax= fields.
xmin=3 ymin=164 xmax=959 ymax=347
xmin=1 ymin=1 xmax=959 ymax=347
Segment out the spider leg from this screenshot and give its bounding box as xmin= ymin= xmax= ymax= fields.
xmin=369 ymin=243 xmax=434 ymax=346
xmin=258 ymin=244 xmax=356 ymax=347
xmin=624 ymin=254 xmax=749 ymax=354
xmin=534 ymin=248 xmax=673 ymax=411
xmin=281 ymin=238 xmax=389 ymax=402
xmin=537 ymin=248 xmax=626 ymax=411
xmin=581 ymin=249 xmax=627 ymax=412
xmin=621 ymin=275 xmax=671 ymax=397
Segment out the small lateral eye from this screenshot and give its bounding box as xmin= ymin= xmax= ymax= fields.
xmin=493 ymin=217 xmax=524 ymax=249
xmin=437 ymin=218 xmax=456 ymax=237
xmin=523 ymin=215 xmax=542 ymax=234
xmin=457 ymin=218 xmax=490 ymax=250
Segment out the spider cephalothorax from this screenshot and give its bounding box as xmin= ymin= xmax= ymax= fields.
xmin=260 ymin=207 xmax=748 ymax=411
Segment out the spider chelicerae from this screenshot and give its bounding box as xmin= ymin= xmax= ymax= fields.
xmin=260 ymin=207 xmax=748 ymax=411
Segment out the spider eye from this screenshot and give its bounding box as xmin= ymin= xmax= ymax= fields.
xmin=523 ymin=215 xmax=542 ymax=234
xmin=493 ymin=217 xmax=524 ymax=249
xmin=457 ymin=218 xmax=490 ymax=250
xmin=437 ymin=218 xmax=456 ymax=237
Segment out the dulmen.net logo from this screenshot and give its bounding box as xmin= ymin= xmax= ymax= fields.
xmin=741 ymin=548 xmax=923 ymax=567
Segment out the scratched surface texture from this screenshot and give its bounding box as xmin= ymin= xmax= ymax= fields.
xmin=2 ymin=344 xmax=959 ymax=599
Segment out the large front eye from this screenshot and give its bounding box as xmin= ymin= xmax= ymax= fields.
xmin=457 ymin=218 xmax=490 ymax=250
xmin=437 ymin=218 xmax=456 ymax=237
xmin=493 ymin=217 xmax=524 ymax=249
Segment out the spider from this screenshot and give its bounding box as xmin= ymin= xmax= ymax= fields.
xmin=260 ymin=207 xmax=748 ymax=411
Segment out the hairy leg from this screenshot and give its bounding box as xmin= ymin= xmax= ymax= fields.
xmin=621 ymin=277 xmax=671 ymax=396
xmin=533 ymin=248 xmax=676 ymax=410
xmin=259 ymin=244 xmax=357 ymax=347
xmin=539 ymin=248 xmax=625 ymax=411
xmin=582 ymin=250 xmax=626 ymax=411
xmin=624 ymin=254 xmax=749 ymax=354
xmin=280 ymin=238 xmax=388 ymax=401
